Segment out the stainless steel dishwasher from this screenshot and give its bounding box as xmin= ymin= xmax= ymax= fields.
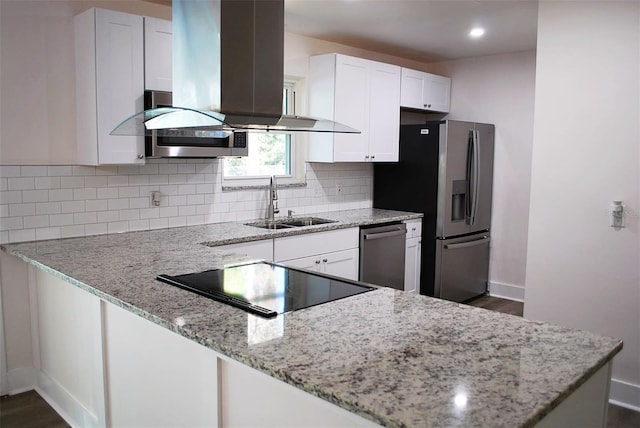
xmin=359 ymin=223 xmax=407 ymax=290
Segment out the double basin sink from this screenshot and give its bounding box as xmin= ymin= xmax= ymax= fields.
xmin=245 ymin=217 xmax=336 ymax=230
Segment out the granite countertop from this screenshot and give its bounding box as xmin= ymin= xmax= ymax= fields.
xmin=1 ymin=208 xmax=622 ymax=428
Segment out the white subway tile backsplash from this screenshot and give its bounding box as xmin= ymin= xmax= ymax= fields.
xmin=61 ymin=200 xmax=85 ymax=214
xmin=1 ymin=191 xmax=23 ymax=204
xmin=85 ymin=200 xmax=108 ymax=211
xmin=118 ymin=209 xmax=140 ymax=221
xmin=36 ymin=176 xmax=61 ymax=189
xmin=22 ymin=190 xmax=50 ymax=203
xmin=73 ymin=188 xmax=97 ymax=200
xmin=61 ymin=225 xmax=85 ymax=238
xmin=8 ymin=177 xmax=35 ymax=191
xmin=97 ymin=211 xmax=119 ymax=223
xmin=21 ymin=166 xmax=48 ymax=176
xmin=74 ymin=212 xmax=98 ymax=225
xmin=0 ymin=166 xmax=21 ymax=177
xmin=1 ymin=160 xmax=372 ymax=244
xmin=24 ymin=215 xmax=50 ymax=228
xmin=36 ymin=227 xmax=61 ymax=241
xmin=86 ymin=223 xmax=108 ymax=236
xmin=85 ymin=176 xmax=108 ymax=188
xmin=0 ymin=217 xmax=23 ymax=231
xmin=108 ymin=176 xmax=128 ymax=187
xmin=49 ymin=189 xmax=73 ymax=201
xmin=73 ymin=166 xmax=96 ymax=176
xmin=107 ymin=221 xmax=128 ymax=234
xmin=118 ymin=186 xmax=140 ymax=198
xmin=108 ymin=199 xmax=129 ymax=211
xmin=48 ymin=166 xmax=73 ymax=176
xmin=36 ymin=202 xmax=61 ymax=215
xmin=9 ymin=228 xmax=35 ymax=243
xmin=97 ymin=188 xmax=119 ymax=199
xmin=50 ymin=213 xmax=75 ymax=227
xmin=9 ymin=203 xmax=35 ymax=217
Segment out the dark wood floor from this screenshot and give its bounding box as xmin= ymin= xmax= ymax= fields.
xmin=1 ymin=296 xmax=638 ymax=428
xmin=465 ymin=294 xmax=524 ymax=316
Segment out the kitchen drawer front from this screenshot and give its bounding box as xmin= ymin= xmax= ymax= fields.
xmin=404 ymin=219 xmax=422 ymax=239
xmin=218 ymin=239 xmax=274 ymax=262
xmin=274 ymin=228 xmax=359 ymax=261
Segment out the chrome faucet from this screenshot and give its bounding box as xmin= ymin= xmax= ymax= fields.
xmin=267 ymin=175 xmax=279 ymax=220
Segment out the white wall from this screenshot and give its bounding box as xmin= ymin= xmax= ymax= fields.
xmin=525 ymin=1 xmax=640 ymax=409
xmin=433 ymin=51 xmax=536 ymax=300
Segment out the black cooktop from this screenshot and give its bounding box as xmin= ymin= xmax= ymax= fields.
xmin=157 ymin=262 xmax=375 ymax=318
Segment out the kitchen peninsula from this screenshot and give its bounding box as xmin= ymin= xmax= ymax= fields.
xmin=1 ymin=208 xmax=622 ymax=427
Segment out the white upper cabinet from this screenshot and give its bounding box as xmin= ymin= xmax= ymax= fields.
xmin=75 ymin=8 xmax=145 ymax=165
xmin=308 ymin=54 xmax=400 ymax=163
xmin=400 ymin=68 xmax=451 ymax=113
xmin=144 ymin=17 xmax=172 ymax=91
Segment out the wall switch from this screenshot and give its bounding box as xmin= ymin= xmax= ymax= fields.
xmin=150 ymin=191 xmax=161 ymax=207
xmin=610 ymin=200 xmax=624 ymax=228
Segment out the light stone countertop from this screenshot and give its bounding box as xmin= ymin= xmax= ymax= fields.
xmin=1 ymin=208 xmax=622 ymax=428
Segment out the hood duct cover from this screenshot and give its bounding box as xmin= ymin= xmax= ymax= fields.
xmin=112 ymin=0 xmax=358 ymax=136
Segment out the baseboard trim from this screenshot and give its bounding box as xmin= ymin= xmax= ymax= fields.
xmin=36 ymin=370 xmax=101 ymax=428
xmin=609 ymin=378 xmax=640 ymax=411
xmin=7 ymin=367 xmax=38 ymax=395
xmin=488 ymin=281 xmax=525 ymax=302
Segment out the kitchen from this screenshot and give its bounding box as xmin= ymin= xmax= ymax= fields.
xmin=0 ymin=0 xmax=639 ymax=426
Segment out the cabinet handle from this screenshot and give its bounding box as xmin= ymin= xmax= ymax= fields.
xmin=137 ymin=154 xmax=144 ymax=159
xmin=412 ymin=227 xmax=416 ymax=231
xmin=424 ymin=103 xmax=432 ymax=108
xmin=371 ymin=155 xmax=375 ymax=160
xmin=322 ymin=258 xmax=328 ymax=263
xmin=315 ymin=260 xmax=320 ymax=265
xmin=364 ymin=155 xmax=370 ymax=160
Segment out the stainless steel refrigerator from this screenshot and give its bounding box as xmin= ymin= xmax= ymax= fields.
xmin=373 ymin=120 xmax=494 ymax=302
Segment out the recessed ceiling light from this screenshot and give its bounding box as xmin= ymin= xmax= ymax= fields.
xmin=469 ymin=28 xmax=485 ymax=38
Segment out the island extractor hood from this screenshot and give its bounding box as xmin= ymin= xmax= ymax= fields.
xmin=112 ymin=0 xmax=358 ymax=137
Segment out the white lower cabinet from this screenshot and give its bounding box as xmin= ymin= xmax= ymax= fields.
xmin=280 ymin=248 xmax=359 ymax=280
xmin=404 ymin=219 xmax=422 ymax=294
xmin=274 ymin=228 xmax=360 ymax=281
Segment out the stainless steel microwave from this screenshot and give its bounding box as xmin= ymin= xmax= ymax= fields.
xmin=144 ymin=90 xmax=248 ymax=158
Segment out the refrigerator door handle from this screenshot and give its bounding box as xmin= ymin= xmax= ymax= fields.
xmin=444 ymin=236 xmax=490 ymax=250
xmin=470 ymin=129 xmax=481 ymax=225
xmin=465 ymin=130 xmax=474 ymax=224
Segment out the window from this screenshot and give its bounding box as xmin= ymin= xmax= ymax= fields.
xmin=222 ymin=80 xmax=303 ymax=187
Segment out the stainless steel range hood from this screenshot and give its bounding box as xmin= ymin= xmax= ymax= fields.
xmin=112 ymin=0 xmax=358 ymax=136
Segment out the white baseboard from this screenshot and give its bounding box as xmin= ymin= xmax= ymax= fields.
xmin=609 ymin=378 xmax=640 ymax=411
xmin=488 ymin=281 xmax=525 ymax=302
xmin=36 ymin=370 xmax=101 ymax=428
xmin=6 ymin=366 xmax=37 ymax=395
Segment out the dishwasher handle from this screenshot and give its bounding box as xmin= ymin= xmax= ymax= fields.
xmin=444 ymin=236 xmax=490 ymax=250
xmin=362 ymin=228 xmax=407 ymax=240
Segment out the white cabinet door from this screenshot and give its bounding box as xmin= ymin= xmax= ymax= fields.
xmin=400 ymin=68 xmax=425 ymax=110
xmin=333 ymin=55 xmax=371 ymax=162
xmin=424 ymin=73 xmax=451 ymax=113
xmin=144 ymin=17 xmax=172 ymax=91
xmin=308 ymin=54 xmax=400 ymax=163
xmin=321 ymin=248 xmax=359 ymax=281
xmin=76 ymin=8 xmax=145 ymax=165
xmin=400 ymin=67 xmax=451 ymax=113
xmin=280 ymin=254 xmax=322 ymax=273
xmin=404 ymin=237 xmax=421 ymax=294
xmin=369 ymin=62 xmax=400 ymax=162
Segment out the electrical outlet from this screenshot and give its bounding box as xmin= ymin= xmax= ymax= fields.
xmin=336 ymin=183 xmax=343 ymax=194
xmin=150 ymin=191 xmax=161 ymax=207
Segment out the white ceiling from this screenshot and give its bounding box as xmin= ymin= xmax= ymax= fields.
xmin=283 ymin=0 xmax=539 ymax=62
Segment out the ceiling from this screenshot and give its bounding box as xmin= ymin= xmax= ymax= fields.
xmin=145 ymin=0 xmax=539 ymax=62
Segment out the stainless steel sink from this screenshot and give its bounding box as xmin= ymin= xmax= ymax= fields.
xmin=245 ymin=217 xmax=336 ymax=230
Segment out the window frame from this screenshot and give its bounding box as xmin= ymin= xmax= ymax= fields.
xmin=221 ymin=79 xmax=306 ymax=189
